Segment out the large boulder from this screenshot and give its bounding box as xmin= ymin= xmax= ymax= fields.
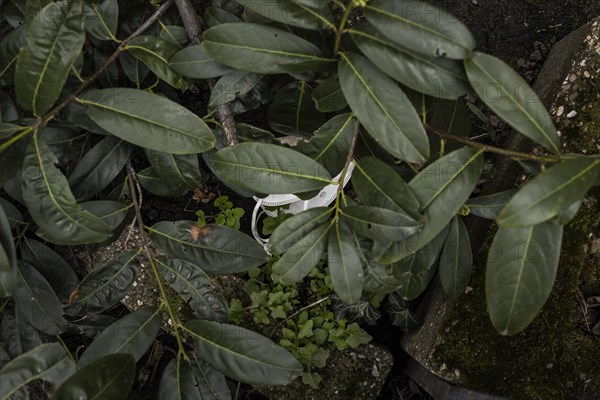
xmin=401 ymin=18 xmax=600 ymax=400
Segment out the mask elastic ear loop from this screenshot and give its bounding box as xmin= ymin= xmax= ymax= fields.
xmin=251 ymin=198 xmax=271 ymax=254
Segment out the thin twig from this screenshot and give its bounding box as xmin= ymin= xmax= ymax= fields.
xmin=174 ymin=0 xmax=238 ymax=146
xmin=425 ymin=123 xmax=560 ymax=163
xmin=125 ymin=161 xmax=189 ymax=360
xmin=6 ymin=0 xmax=174 ymax=144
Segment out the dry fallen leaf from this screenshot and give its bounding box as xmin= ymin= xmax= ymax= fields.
xmin=193 ymin=188 xmax=216 ymax=203
xmin=188 ymin=224 xmax=211 ymax=241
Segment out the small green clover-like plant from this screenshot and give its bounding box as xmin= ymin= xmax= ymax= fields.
xmin=230 ymin=258 xmax=372 ymax=388
xmin=196 ymin=195 xmax=245 ymax=230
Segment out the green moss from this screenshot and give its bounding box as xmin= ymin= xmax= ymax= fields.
xmin=434 ymin=199 xmax=600 ymax=399
xmin=433 ymin=70 xmax=600 ymax=399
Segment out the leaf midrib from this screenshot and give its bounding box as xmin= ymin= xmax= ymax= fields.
xmin=184 ymin=324 xmax=300 ymax=374
xmin=499 ymin=160 xmax=599 ymax=225
xmin=340 ymin=53 xmax=423 ymax=159
xmin=77 ymin=97 xmax=213 ymax=145
xmin=469 ymin=56 xmax=559 ymax=154
xmin=417 ymin=149 xmax=483 ymax=210
xmin=365 ymin=4 xmax=469 ymax=51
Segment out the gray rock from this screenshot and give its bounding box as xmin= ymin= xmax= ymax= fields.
xmin=261 ymin=343 xmax=394 ymax=400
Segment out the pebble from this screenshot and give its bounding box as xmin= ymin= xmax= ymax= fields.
xmin=583 ymin=71 xmax=591 ymax=78
xmin=569 ymin=73 xmax=577 ymax=82
xmin=556 ymin=106 xmax=564 ymax=116
xmin=566 ymin=110 xmax=578 ymax=118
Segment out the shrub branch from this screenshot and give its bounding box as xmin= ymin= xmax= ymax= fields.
xmin=0 ymin=0 xmax=174 ymax=154
xmin=174 ymin=0 xmax=238 ymax=146
xmin=425 ymin=123 xmax=561 ymax=163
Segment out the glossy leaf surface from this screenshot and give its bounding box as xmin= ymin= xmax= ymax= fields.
xmin=486 ymin=222 xmax=563 ymax=335
xmin=157 ymin=258 xmax=228 ymax=321
xmin=339 ymin=52 xmax=429 ymax=163
xmin=80 ymin=88 xmax=215 ymax=154
xmin=364 ymin=0 xmax=475 ymax=59
xmin=202 ymin=23 xmax=333 ymax=74
xmin=212 ymin=143 xmax=332 ymax=194
xmin=78 ymin=307 xmax=161 ymax=367
xmin=497 ymin=157 xmax=600 ymax=227
xmin=149 ymin=221 xmax=268 ymax=274
xmin=465 ymin=52 xmax=560 ymax=154
xmin=15 ymin=0 xmax=85 ymax=115
xmin=186 ymin=320 xmax=303 ymax=385
xmin=53 ymin=353 xmax=135 ymax=400
xmin=438 ymin=216 xmax=472 ymax=299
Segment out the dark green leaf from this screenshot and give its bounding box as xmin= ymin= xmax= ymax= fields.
xmin=486 ymin=222 xmax=563 ymax=335
xmin=24 ymin=0 xmax=52 ymax=24
xmin=53 ymin=353 xmax=135 ymax=400
xmin=268 ymin=81 xmax=325 ymax=137
xmin=328 ymin=222 xmax=363 ymax=303
xmin=269 ymin=207 xmax=333 ymax=254
xmin=364 ymin=0 xmax=475 ymax=59
xmin=15 ymin=0 xmax=85 ymax=115
xmin=21 ymin=133 xmax=112 ymax=245
xmin=361 ymin=254 xmax=401 ymax=294
xmin=204 ymin=6 xmax=241 ymax=28
xmin=352 ymin=157 xmax=421 ymax=220
xmin=273 ymin=223 xmax=330 ymax=285
xmin=212 ymin=143 xmax=332 ymax=194
xmin=169 ymin=45 xmax=234 ymax=79
xmin=497 ymin=157 xmax=600 ymax=227
xmin=119 ymin=52 xmax=150 ymax=86
xmin=159 ymin=355 xmax=231 ymax=400
xmin=68 ymin=136 xmax=132 ymax=201
xmin=126 ymin=35 xmax=192 ymax=90
xmin=14 ymin=263 xmax=67 ymax=335
xmin=66 ymin=251 xmax=139 ymax=316
xmin=0 ymin=307 xmax=42 ymax=359
xmin=0 ymin=202 xmax=17 ymax=298
xmin=341 ymin=205 xmax=422 ymax=241
xmin=392 ymin=225 xmax=449 ymax=300
xmin=84 ymin=0 xmax=118 ymax=41
xmin=295 ymin=113 xmax=354 ymax=176
xmin=350 ymin=23 xmax=469 ymax=99
xmin=79 ymin=307 xmax=161 ymax=367
xmin=0 ymin=343 xmax=76 ymax=400
xmin=157 ymin=258 xmax=228 ymax=321
xmin=208 ymin=71 xmax=262 ymax=107
xmin=464 ymin=52 xmax=560 ymax=154
xmin=145 ymin=149 xmax=202 ymax=190
xmin=79 ymin=88 xmax=215 ymax=154
xmin=81 ymin=200 xmax=130 ymax=230
xmin=0 ymin=197 xmax=23 ymax=230
xmin=149 ymin=221 xmax=268 ymax=274
xmin=339 ymin=52 xmax=429 ymax=163
xmin=438 ymin=216 xmax=472 ymax=299
xmin=137 ymin=167 xmax=189 ymax=198
xmin=21 ymin=238 xmax=79 ymax=302
xmin=67 ymin=314 xmax=116 ymax=339
xmin=202 ymin=23 xmax=333 ymax=74
xmin=236 ymin=0 xmax=334 ymax=30
xmin=384 ymin=294 xmax=419 ymax=332
xmin=465 ymin=189 xmax=516 ymax=220
xmin=379 ymin=147 xmax=483 ymax=264
xmin=236 ymin=124 xmax=276 ymax=143
xmin=0 ymin=26 xmax=26 ymax=86
xmin=311 ymin=76 xmax=347 ymax=112
xmin=185 ymin=320 xmax=303 ymax=385
xmin=160 ymin=25 xmax=190 ymax=48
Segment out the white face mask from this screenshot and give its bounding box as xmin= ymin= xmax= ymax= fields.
xmin=251 ymin=161 xmax=355 ymax=254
